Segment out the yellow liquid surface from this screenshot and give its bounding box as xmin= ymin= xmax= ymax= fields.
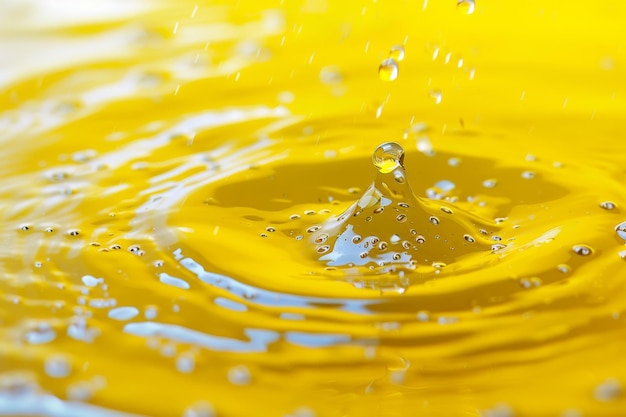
xmin=2 ymin=1 xmax=626 ymax=416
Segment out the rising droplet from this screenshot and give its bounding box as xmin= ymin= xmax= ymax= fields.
xmin=457 ymin=0 xmax=475 ymax=14
xmin=389 ymin=45 xmax=405 ymax=62
xmin=378 ymin=58 xmax=399 ymax=82
xmin=372 ymin=142 xmax=405 ymax=174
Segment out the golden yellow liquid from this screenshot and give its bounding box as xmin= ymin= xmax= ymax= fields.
xmin=2 ymin=1 xmax=626 ymax=416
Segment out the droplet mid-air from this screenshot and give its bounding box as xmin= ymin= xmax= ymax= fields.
xmin=457 ymin=0 xmax=476 ymax=15
xmin=378 ymin=58 xmax=399 ymax=82
xmin=309 ymin=142 xmax=499 ymax=271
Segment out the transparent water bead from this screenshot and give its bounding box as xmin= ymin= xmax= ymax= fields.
xmin=457 ymin=0 xmax=476 ymax=15
xmin=378 ymin=58 xmax=399 ymax=82
xmin=310 ymin=142 xmax=498 ymax=270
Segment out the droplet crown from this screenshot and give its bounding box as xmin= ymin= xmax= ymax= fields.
xmin=311 ymin=142 xmax=497 ymax=269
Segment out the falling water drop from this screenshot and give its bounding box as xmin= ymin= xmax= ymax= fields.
xmin=389 ymin=45 xmax=405 ymax=62
xmin=378 ymin=58 xmax=399 ymax=82
xmin=429 ymin=89 xmax=442 ymax=104
xmin=457 ymin=0 xmax=475 ymax=14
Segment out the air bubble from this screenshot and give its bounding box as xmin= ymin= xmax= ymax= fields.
xmin=306 ymin=225 xmax=321 ymax=233
xmin=457 ymin=0 xmax=475 ymax=15
xmin=352 ymin=235 xmax=362 ymax=244
xmin=396 ymin=214 xmax=407 ymax=223
xmin=378 ymin=242 xmax=388 ymax=251
xmin=314 ymin=233 xmax=329 ymax=243
xmin=372 ymin=142 xmax=404 ymax=174
xmin=440 ymin=207 xmax=453 ymax=214
xmin=557 ymin=264 xmax=571 ymax=274
xmin=615 ymin=221 xmax=626 ymax=240
xmin=316 ymin=245 xmax=330 ymax=254
xmin=416 ymin=235 xmax=425 ymax=244
xmin=572 ymin=244 xmax=593 ymax=256
xmin=378 ymin=58 xmax=399 ymax=82
xmin=521 ymin=171 xmax=535 ymax=179
xmin=290 ymin=214 xmax=301 ymax=220
xmin=67 ymin=229 xmax=80 ymax=236
xmin=19 ymin=225 xmax=31 ymax=231
xmin=429 ymin=216 xmax=439 ymax=225
xmin=389 ymin=45 xmax=405 ymax=62
xmin=373 ymin=207 xmax=384 ymax=214
xmin=464 ymin=234 xmax=475 ymax=243
xmin=265 ymin=226 xmax=276 ymax=232
xmin=600 ymin=201 xmax=617 ymax=210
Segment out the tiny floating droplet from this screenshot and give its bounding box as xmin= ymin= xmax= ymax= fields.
xmin=378 ymin=58 xmax=399 ymax=82
xmin=429 ymin=89 xmax=442 ymax=104
xmin=600 ymin=201 xmax=616 ymax=210
xmin=573 ymin=244 xmax=593 ymax=256
xmin=457 ymin=0 xmax=475 ymax=14
xmin=389 ymin=45 xmax=405 ymax=62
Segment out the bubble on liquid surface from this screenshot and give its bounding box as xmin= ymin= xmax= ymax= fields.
xmin=309 ymin=142 xmax=498 ymax=270
xmin=378 ymin=58 xmax=399 ymax=82
xmin=457 ymin=0 xmax=475 ymax=14
xmin=615 ymin=221 xmax=626 ymax=240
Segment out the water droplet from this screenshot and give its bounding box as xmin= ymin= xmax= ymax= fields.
xmin=67 ymin=229 xmax=80 ymax=236
xmin=306 ymin=225 xmax=321 ymax=233
xmin=429 ymin=216 xmax=440 ymax=225
xmin=572 ymin=244 xmax=593 ymax=256
xmin=600 ymin=201 xmax=617 ymax=210
xmin=389 ymin=45 xmax=405 ymax=62
xmin=19 ymin=225 xmax=31 ymax=231
xmin=416 ymin=311 xmax=430 ymax=322
xmin=396 ymin=214 xmax=407 ymax=223
xmin=176 ymin=354 xmax=196 ymax=374
xmin=183 ymin=402 xmax=216 ymax=417
xmin=378 ymin=58 xmax=399 ymax=82
xmin=457 ymin=0 xmax=475 ymax=15
xmin=464 ymin=234 xmax=475 ymax=243
xmin=593 ymin=378 xmax=622 ymax=402
xmin=482 ymin=179 xmax=497 ymax=188
xmin=228 ymin=365 xmax=251 ymax=385
xmin=319 ymin=65 xmax=343 ymax=85
xmin=557 ymin=264 xmax=571 ymax=274
xmin=372 ymin=142 xmax=404 ymax=174
xmin=615 ymin=221 xmax=626 ymax=240
xmin=265 ymin=226 xmax=276 ymax=233
xmin=440 ymin=207 xmax=453 ymax=214
xmin=429 ymin=89 xmax=442 ymax=104
xmin=45 ymin=354 xmax=71 ymax=378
